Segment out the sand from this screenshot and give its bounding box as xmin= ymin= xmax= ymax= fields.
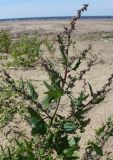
xmin=0 ymin=19 xmax=113 ymax=36
xmin=0 ymin=19 xmax=113 ymax=159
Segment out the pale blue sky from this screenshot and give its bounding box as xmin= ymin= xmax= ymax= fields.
xmin=0 ymin=0 xmax=113 ymax=19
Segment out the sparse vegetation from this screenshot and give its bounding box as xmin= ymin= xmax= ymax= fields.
xmin=8 ymin=35 xmax=42 ymax=68
xmin=102 ymin=31 xmax=113 ymax=39
xmin=0 ymin=4 xmax=113 ymax=160
xmin=0 ymin=29 xmax=12 ymax=54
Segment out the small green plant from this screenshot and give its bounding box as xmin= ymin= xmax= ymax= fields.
xmin=0 ymin=29 xmax=12 ymax=54
xmin=7 ymin=35 xmax=42 ymax=68
xmin=83 ymin=117 xmax=113 ymax=159
xmin=0 ymin=139 xmax=40 ymax=160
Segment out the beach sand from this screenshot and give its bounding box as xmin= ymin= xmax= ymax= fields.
xmin=0 ymin=19 xmax=113 ymax=159
xmin=0 ymin=19 xmax=113 ymax=35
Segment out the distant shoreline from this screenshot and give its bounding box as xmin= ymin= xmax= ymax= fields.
xmin=0 ymin=16 xmax=113 ymax=22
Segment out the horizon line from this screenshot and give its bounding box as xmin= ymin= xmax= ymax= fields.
xmin=0 ymin=15 xmax=113 ymax=21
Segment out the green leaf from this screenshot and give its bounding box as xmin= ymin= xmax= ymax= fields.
xmin=54 ymin=131 xmax=69 ymax=154
xmin=95 ymin=125 xmax=105 ymax=136
xmin=89 ymin=142 xmax=103 ymax=156
xmin=43 ymin=80 xmax=63 ymax=105
xmin=28 ymin=107 xmax=47 ymax=135
xmin=71 ymin=92 xmax=88 ymax=109
xmin=79 ymin=91 xmax=89 ymax=101
xmin=48 ymin=88 xmax=63 ymax=99
xmin=63 ymin=122 xmax=76 ymax=133
xmin=63 ymin=148 xmax=75 ymax=157
xmin=18 ymin=77 xmax=25 ymax=91
xmin=27 ymin=82 xmax=38 ymax=101
xmin=44 ymin=81 xmax=54 ymax=91
xmin=42 ymin=96 xmax=52 ymax=107
xmin=69 ymin=139 xmax=76 ymax=147
xmin=69 ymin=137 xmax=80 ymax=148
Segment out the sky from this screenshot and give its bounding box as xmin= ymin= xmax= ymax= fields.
xmin=0 ymin=0 xmax=113 ymax=19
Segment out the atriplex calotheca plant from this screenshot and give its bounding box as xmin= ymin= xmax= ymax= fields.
xmin=0 ymin=4 xmax=113 ymax=160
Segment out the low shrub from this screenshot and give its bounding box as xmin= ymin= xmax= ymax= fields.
xmin=0 ymin=29 xmax=12 ymax=54
xmin=7 ymin=35 xmax=42 ymax=68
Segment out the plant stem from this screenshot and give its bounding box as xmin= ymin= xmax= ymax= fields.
xmin=49 ymin=50 xmax=69 ymax=128
xmin=49 ymin=4 xmax=89 ymax=129
xmin=49 ymin=33 xmax=71 ymax=128
xmin=49 ymin=97 xmax=61 ymax=127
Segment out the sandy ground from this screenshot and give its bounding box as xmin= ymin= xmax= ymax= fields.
xmin=0 ymin=19 xmax=113 ymax=36
xmin=0 ymin=19 xmax=113 ymax=159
